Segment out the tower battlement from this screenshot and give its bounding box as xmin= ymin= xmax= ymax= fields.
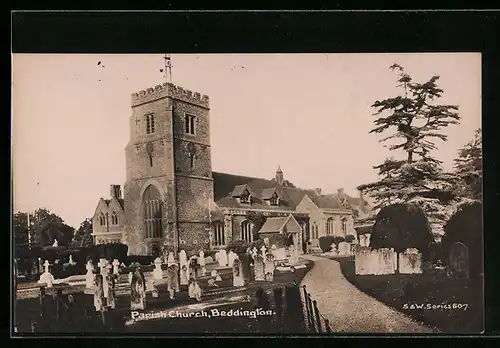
xmin=131 ymin=83 xmax=210 ymax=108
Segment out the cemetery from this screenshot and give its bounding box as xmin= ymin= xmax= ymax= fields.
xmin=325 ymin=202 xmax=483 ymax=333
xmin=14 ymin=243 xmax=313 ymax=333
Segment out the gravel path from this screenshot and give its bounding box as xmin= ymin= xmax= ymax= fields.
xmin=300 ymin=255 xmax=437 ymax=334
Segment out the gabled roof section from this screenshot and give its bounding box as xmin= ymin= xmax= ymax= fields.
xmin=258 ymin=216 xmax=289 ymax=233
xmin=231 ymin=184 xmax=252 ymax=197
xmin=212 ymin=171 xmax=313 ymax=211
xmin=309 ymin=194 xmax=346 ymax=209
xmin=106 ymin=197 xmax=125 ymax=211
xmin=261 ymin=187 xmax=279 ymax=200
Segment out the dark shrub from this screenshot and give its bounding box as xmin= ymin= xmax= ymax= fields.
xmin=127 ymin=255 xmax=155 ymax=266
xmin=226 ymin=240 xmax=248 ymax=254
xmin=442 ymin=201 xmax=483 ymax=277
xmin=105 ymin=243 xmax=128 ymax=261
xmin=318 ymin=236 xmax=335 ymax=252
xmin=333 ymin=236 xmax=346 ymax=246
xmin=428 ymin=241 xmax=444 ymax=264
xmin=248 ymin=239 xmax=266 ymax=251
xmin=370 ymin=203 xmax=433 ymax=259
xmin=345 ymin=235 xmax=356 ymax=243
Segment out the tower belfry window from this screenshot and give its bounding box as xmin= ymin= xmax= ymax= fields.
xmin=185 ymin=114 xmax=196 ymax=135
xmin=146 ymin=114 xmax=155 ymax=134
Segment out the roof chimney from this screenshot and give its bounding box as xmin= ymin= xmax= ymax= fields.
xmin=314 ymin=188 xmax=322 ymax=195
xmin=110 ymin=185 xmax=122 ymax=199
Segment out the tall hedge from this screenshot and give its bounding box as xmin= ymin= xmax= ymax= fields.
xmin=442 ymin=201 xmax=483 ymax=277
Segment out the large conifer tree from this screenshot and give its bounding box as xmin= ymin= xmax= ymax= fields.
xmin=358 ymin=64 xmax=461 ymax=234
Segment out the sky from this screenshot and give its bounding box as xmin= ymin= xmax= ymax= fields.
xmin=12 ymin=53 xmax=481 ymax=228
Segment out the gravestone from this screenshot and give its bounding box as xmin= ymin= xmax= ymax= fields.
xmin=232 ymin=258 xmax=245 ymax=287
xmin=52 ymin=239 xmax=58 ymax=247
xmin=211 ymin=269 xmax=222 ymax=281
xmin=264 ymin=254 xmax=275 ymax=281
xmin=264 ymin=237 xmax=270 ymax=246
xmin=254 ymin=255 xmax=265 ymax=281
xmin=106 ymin=273 xmax=116 ymax=309
xmin=38 ymin=257 xmax=43 ymax=274
xmin=208 ymin=278 xmax=218 ymax=287
xmin=218 ymin=249 xmax=228 ymax=267
xmin=166 ymin=264 xmax=179 ymax=299
xmin=128 ymin=272 xmax=133 ymax=284
xmin=448 ymin=242 xmax=470 ymax=279
xmin=180 ymin=265 xmax=189 ymax=285
xmin=399 ymin=248 xmax=423 ymax=274
xmin=338 ymin=242 xmax=350 ymax=256
xmin=199 ymin=251 xmax=206 ymax=276
xmin=179 ymin=250 xmax=189 ymax=285
xmin=276 ymin=247 xmax=287 ymax=260
xmin=228 ymin=251 xmax=238 ymax=268
xmin=38 ymin=260 xmax=54 ymax=288
xmin=167 ymin=252 xmax=176 ymax=266
xmin=270 ymin=244 xmax=277 ymax=258
xmin=93 ymin=274 xmax=105 ymax=312
xmin=112 ymin=259 xmax=120 ymax=275
xmin=289 ymin=245 xmax=298 ymax=265
xmin=252 ymin=247 xmax=259 ymax=259
xmin=130 ymin=268 xmax=146 ymax=310
xmin=188 ymin=256 xmax=199 ymax=279
xmin=205 ymin=256 xmax=214 ymax=264
xmin=69 ymin=254 xmax=76 ymax=266
xmin=99 ymin=259 xmax=107 ymax=275
xmin=238 ymin=253 xmax=251 ymax=283
xmin=261 ymin=245 xmax=267 ymax=258
xmin=153 ymin=257 xmax=163 ymax=280
xmin=188 ymin=279 xmax=202 ymax=301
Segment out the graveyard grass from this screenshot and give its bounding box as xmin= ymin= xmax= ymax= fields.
xmin=15 ymin=260 xmax=314 ymax=334
xmin=333 ymin=257 xmax=484 ymax=333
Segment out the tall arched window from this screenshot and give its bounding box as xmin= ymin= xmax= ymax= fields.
xmin=146 ymin=114 xmax=156 ymax=134
xmin=213 ymin=223 xmax=225 ymax=246
xmin=99 ymin=213 xmax=105 ymax=226
xmin=326 ymin=218 xmax=334 ymax=235
xmin=111 ymin=212 xmax=118 ymax=225
xmin=341 ymin=218 xmax=348 ymax=235
xmin=315 ymin=224 xmax=319 ymax=239
xmin=241 ymin=220 xmax=253 ymax=243
xmin=143 ymin=185 xmax=163 ymax=238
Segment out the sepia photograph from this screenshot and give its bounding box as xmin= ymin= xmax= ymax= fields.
xmin=12 ymin=53 xmax=483 ymax=335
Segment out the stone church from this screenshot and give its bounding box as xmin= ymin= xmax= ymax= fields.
xmin=91 ymin=82 xmax=370 ymax=255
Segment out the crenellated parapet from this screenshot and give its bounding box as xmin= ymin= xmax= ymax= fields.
xmin=131 ymin=82 xmax=210 ymax=108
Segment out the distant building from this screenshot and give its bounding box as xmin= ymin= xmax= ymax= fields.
xmin=91 ymin=82 xmax=359 ymax=255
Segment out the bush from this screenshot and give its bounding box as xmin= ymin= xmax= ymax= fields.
xmin=127 ymin=255 xmax=155 ymax=266
xmin=371 ymin=203 xmax=433 ymax=259
xmin=333 ymin=236 xmax=346 ymax=246
xmin=248 ymin=239 xmax=266 ymax=251
xmin=345 ymin=235 xmax=356 ymax=243
xmin=442 ymin=201 xmax=483 ymax=277
xmin=226 ymin=240 xmax=249 ymax=254
xmin=318 ymin=236 xmax=335 ymax=252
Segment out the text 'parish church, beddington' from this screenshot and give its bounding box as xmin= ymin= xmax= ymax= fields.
xmin=91 ymin=82 xmax=372 ymax=256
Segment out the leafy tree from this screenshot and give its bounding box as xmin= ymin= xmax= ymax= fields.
xmin=71 ymin=218 xmax=94 ymax=248
xmin=358 ymin=64 xmax=462 ymax=231
xmin=30 ymin=208 xmax=75 ymax=247
xmin=13 ymin=212 xmax=30 ymax=253
xmin=453 ymin=129 xmax=482 ymax=201
xmin=370 ymin=203 xmax=434 ymax=262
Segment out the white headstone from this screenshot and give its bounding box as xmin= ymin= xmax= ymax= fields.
xmin=69 ymin=254 xmax=76 ymax=266
xmin=199 ymin=250 xmax=206 ymax=276
xmin=188 ymin=280 xmax=202 ymax=301
xmin=85 ymin=260 xmax=95 ymax=289
xmin=218 ymin=249 xmax=228 ymax=267
xmin=38 ymin=260 xmax=54 ymax=288
xmin=99 ymin=258 xmax=107 ymax=275
xmin=232 ymin=258 xmax=245 ymax=287
xmin=261 ymin=245 xmax=267 ymax=258
xmin=254 ymin=255 xmax=265 ymax=281
xmin=264 ymin=254 xmax=275 ymax=281
xmin=264 ymin=238 xmax=269 ymax=246
xmin=228 ymin=251 xmax=238 ymax=267
xmin=52 ymin=239 xmax=58 ymax=247
xmin=289 ymin=245 xmax=298 ymax=265
xmin=112 ymin=259 xmax=120 ymax=275
xmin=252 ymin=247 xmax=258 ymax=257
xmin=153 ymin=257 xmax=163 ymax=280
xmin=167 ymin=252 xmax=176 ymax=266
xmin=179 ymin=250 xmax=188 ymax=266
xmin=338 ymin=242 xmax=350 ymax=256
xmin=270 ymin=244 xmax=277 ymax=258
xmin=276 ymin=247 xmax=287 ymax=260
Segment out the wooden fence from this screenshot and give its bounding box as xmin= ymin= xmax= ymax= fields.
xmin=302 ymin=285 xmax=332 ymax=333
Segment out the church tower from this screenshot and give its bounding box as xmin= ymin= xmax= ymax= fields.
xmin=123 ymin=83 xmax=214 ymax=255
